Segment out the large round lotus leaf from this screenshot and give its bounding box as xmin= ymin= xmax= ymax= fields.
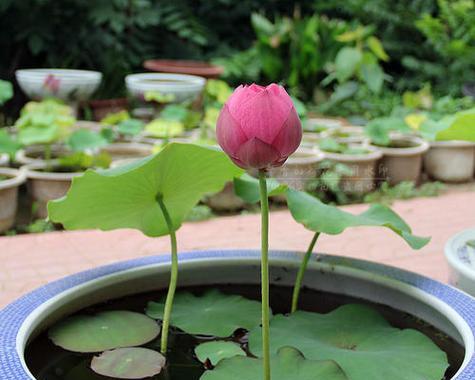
xmin=146 ymin=290 xmax=266 ymax=337
xmin=49 ymin=311 xmax=160 ymax=353
xmin=248 ymin=304 xmax=449 ymax=380
xmin=195 ymin=341 xmax=246 ymax=366
xmin=200 ymin=346 xmax=348 ymax=380
xmin=91 ymin=347 xmax=166 ymax=379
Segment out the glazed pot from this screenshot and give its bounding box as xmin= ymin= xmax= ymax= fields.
xmin=143 ymin=59 xmax=224 ymax=79
xmin=0 ymin=168 xmax=26 ymax=232
xmin=321 ymin=145 xmax=383 ymax=195
xmin=0 ymin=250 xmax=474 ymax=379
xmin=371 ymin=135 xmax=429 ymax=185
xmin=15 ymin=69 xmax=102 ymax=103
xmin=125 ymin=73 xmax=206 ymax=103
xmin=24 ymin=162 xmax=82 ymax=218
xmin=445 ymin=227 xmax=475 ymax=297
xmin=424 ymin=141 xmax=475 ymax=183
xmin=268 ymin=148 xmax=324 ymax=202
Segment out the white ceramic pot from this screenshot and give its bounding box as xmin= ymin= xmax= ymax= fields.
xmin=445 ymin=227 xmax=475 ymax=297
xmin=24 ymin=162 xmax=82 ymax=218
xmin=0 ymin=250 xmax=474 ymax=379
xmin=424 ymin=141 xmax=475 ymax=183
xmin=321 ymin=145 xmax=383 ymax=195
xmin=371 ymin=135 xmax=429 ymax=185
xmin=0 ymin=153 xmax=8 ymax=166
xmin=125 ymin=73 xmax=206 ymax=103
xmin=15 ymin=69 xmax=102 ymax=103
xmin=15 ymin=145 xmax=71 ymax=166
xmin=0 ymin=168 xmax=26 ymax=232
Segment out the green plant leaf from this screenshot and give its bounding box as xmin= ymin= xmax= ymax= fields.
xmin=233 ymin=173 xmax=287 ymax=203
xmin=100 ymin=110 xmax=130 ymax=126
xmin=335 ymin=47 xmax=362 ymax=82
xmin=49 ymin=311 xmax=160 ymax=353
xmin=365 ymin=117 xmax=410 ymax=146
xmin=0 ymin=130 xmax=21 ymax=156
xmin=67 ymin=128 xmax=110 ymax=152
xmin=0 ymin=79 xmax=13 ymax=105
xmin=146 ymin=290 xmax=265 ymax=337
xmin=329 ymin=82 xmax=359 ymax=103
xmin=195 ymin=341 xmax=246 ymax=366
xmin=201 ymin=346 xmax=348 ymax=380
xmin=48 ymin=143 xmax=243 ymax=236
xmin=117 ymin=119 xmax=145 ymax=136
xmin=17 ymin=124 xmax=59 ymax=145
xmin=145 ymin=119 xmax=184 ymax=138
xmin=361 ymin=63 xmax=383 ymax=94
xmin=435 ymin=110 xmax=475 ymax=142
xmin=91 ymin=347 xmax=166 ymax=379
xmin=367 ymin=36 xmax=389 ymax=62
xmin=248 ymin=305 xmax=448 ymax=380
xmin=286 ymin=189 xmax=430 ymax=249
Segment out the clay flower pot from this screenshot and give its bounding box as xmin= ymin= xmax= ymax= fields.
xmin=88 ymin=98 xmax=128 ymax=121
xmin=24 ymin=162 xmax=82 ymax=219
xmin=0 ymin=167 xmax=26 ymax=232
xmin=143 ymin=59 xmax=224 ymax=79
xmin=321 ymin=145 xmax=383 ymax=195
xmin=371 ymin=135 xmax=429 ymax=185
xmin=15 ymin=145 xmax=71 ymax=166
xmin=101 ymin=142 xmax=153 ymax=162
xmin=424 ymin=141 xmax=475 ymax=183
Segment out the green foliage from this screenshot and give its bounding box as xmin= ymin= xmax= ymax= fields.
xmin=233 ymin=173 xmax=287 ymax=204
xmin=195 ymin=341 xmax=246 ymax=366
xmin=364 ymin=117 xmax=411 ymax=146
xmin=48 ymin=143 xmax=243 ymax=237
xmin=91 ymin=348 xmax=166 ymax=379
xmin=0 ymin=129 xmax=21 ymax=157
xmin=201 ymin=347 xmax=348 ymax=380
xmin=248 ymin=304 xmax=448 ymax=380
xmin=146 ymin=290 xmax=264 ymax=337
xmin=185 ymin=205 xmax=214 ymax=222
xmin=58 ymin=151 xmax=112 ymax=171
xmin=286 ymin=188 xmax=429 ymax=249
xmin=117 ymin=118 xmax=145 ymax=137
xmin=420 ymin=108 xmax=475 ymax=141
xmin=0 ymin=80 xmax=13 ymax=105
xmin=318 ymin=138 xmax=369 ymax=155
xmin=67 ymin=128 xmax=109 ymax=152
xmin=14 ymin=100 xmax=75 ymax=146
xmin=48 ymin=310 xmax=160 ymax=353
xmin=364 ymin=181 xmax=445 ymax=205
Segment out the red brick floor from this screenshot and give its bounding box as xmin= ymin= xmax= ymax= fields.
xmin=0 ymin=190 xmax=474 ymax=308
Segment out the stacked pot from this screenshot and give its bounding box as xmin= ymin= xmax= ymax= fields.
xmin=0 ymin=155 xmax=26 ymax=233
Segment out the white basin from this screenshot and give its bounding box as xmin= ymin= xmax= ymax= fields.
xmin=125 ymin=73 xmax=205 ymax=103
xmin=445 ymin=227 xmax=475 ymax=297
xmin=16 ymin=69 xmax=102 ymax=102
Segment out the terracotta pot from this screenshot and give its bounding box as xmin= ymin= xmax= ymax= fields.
xmin=24 ymin=162 xmax=82 ymax=219
xmin=322 ymin=145 xmax=383 ymax=195
xmin=204 ymin=181 xmax=245 ymax=211
xmin=0 ymin=168 xmax=26 ymax=232
xmin=143 ymin=59 xmax=224 ymax=79
xmin=15 ymin=145 xmax=71 ymax=166
xmin=424 ymin=141 xmax=475 ymax=183
xmin=88 ymin=98 xmax=128 ymax=121
xmin=268 ymin=149 xmax=324 ymax=202
xmin=371 ymin=135 xmax=429 ymax=185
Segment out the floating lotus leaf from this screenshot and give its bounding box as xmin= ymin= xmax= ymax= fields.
xmin=49 ymin=310 xmax=160 ymax=353
xmin=195 ymin=341 xmax=246 ymax=366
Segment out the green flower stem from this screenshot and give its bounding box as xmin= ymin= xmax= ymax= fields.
xmin=291 ymin=232 xmax=320 ymax=313
xmin=156 ymin=193 xmax=178 ymax=355
xmin=258 ymin=169 xmax=271 ymax=380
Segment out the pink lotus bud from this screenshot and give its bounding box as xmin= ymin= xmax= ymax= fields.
xmin=216 ymin=83 xmax=302 ymax=169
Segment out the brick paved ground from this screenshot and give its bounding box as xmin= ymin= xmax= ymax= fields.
xmin=0 ymin=190 xmax=474 ymax=308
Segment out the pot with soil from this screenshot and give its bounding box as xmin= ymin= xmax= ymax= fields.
xmin=371 ymin=135 xmax=429 ymax=185
xmin=0 ymin=167 xmax=26 ymax=232
xmin=0 ymin=250 xmax=474 ymax=380
xmin=144 ymin=59 xmax=224 ymax=79
xmin=445 ymin=227 xmax=475 ymax=297
xmin=424 ymin=141 xmax=475 ymax=183
xmin=23 ymin=162 xmax=83 ymax=218
xmin=319 ymin=139 xmax=382 ymax=195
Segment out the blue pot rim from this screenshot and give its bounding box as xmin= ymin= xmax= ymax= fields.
xmin=0 ymin=249 xmax=474 ymax=379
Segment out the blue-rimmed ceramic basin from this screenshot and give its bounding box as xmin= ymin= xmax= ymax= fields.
xmin=0 ymin=250 xmax=474 ymax=379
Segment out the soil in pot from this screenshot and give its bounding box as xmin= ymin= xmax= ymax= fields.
xmin=26 ymin=284 xmax=463 ymax=380
xmin=372 ymin=136 xmax=429 ymax=186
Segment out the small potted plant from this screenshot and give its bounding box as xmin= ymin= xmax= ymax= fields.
xmin=420 ymin=109 xmax=475 ymax=182
xmin=365 ymin=117 xmax=429 ymax=185
xmin=318 ymin=137 xmax=382 ymax=194
xmin=0 ymin=84 xmax=474 ymax=380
